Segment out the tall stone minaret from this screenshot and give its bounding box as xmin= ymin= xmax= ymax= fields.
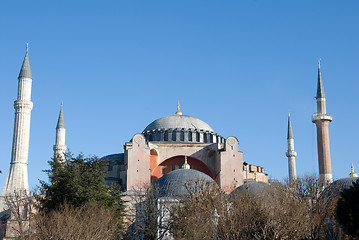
xmin=2 ymin=44 xmax=33 ymax=196
xmin=286 ymin=112 xmax=297 ymax=184
xmin=312 ymin=60 xmax=333 ymax=184
xmin=53 ymin=102 xmax=66 ymax=160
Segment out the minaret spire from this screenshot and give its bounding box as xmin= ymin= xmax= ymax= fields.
xmin=1 ymin=44 xmax=34 ymax=200
xmin=53 ymin=102 xmax=67 ymax=160
xmin=312 ymin=60 xmax=333 ymax=185
xmin=18 ymin=44 xmax=32 ymax=79
xmin=316 ymin=59 xmax=325 ymax=99
xmin=56 ymin=102 xmax=66 ymax=129
xmin=287 ymin=112 xmax=294 ymax=139
xmin=286 ymin=112 xmax=297 ymax=184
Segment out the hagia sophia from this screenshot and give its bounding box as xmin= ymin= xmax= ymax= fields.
xmin=101 ymin=102 xmax=267 ymax=193
xmin=0 ymin=45 xmax=358 ymax=238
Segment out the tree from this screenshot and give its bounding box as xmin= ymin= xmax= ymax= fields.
xmin=336 ymin=179 xmax=359 ymax=239
xmin=38 ymin=152 xmax=125 ymax=231
xmin=124 ymin=185 xmax=172 ymax=240
xmin=169 ymin=175 xmax=346 ymax=240
xmin=33 ymin=202 xmax=119 ymax=240
xmin=1 ymin=190 xmax=33 ymax=240
xmin=169 ymin=180 xmax=224 ymax=240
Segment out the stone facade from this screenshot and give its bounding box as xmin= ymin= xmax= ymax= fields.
xmin=103 ymin=112 xmax=267 ymax=194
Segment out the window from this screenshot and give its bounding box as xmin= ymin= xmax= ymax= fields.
xmin=161 ymin=167 xmax=166 ymax=175
xmin=180 ymin=132 xmax=184 ymax=141
xmin=171 ymin=164 xmax=176 ymax=171
xmin=108 ymin=163 xmax=113 ymax=171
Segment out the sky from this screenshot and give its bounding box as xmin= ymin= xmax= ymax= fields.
xmin=0 ymin=0 xmax=358 ymax=191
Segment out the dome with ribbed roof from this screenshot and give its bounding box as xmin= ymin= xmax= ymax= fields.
xmin=155 ymin=169 xmax=215 ymax=198
xmin=143 ymin=114 xmax=214 ymax=133
xmin=141 ymin=107 xmax=225 ymax=143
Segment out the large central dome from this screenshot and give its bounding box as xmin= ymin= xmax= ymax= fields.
xmin=141 ymin=109 xmax=224 ymax=143
xmin=143 ymin=114 xmax=214 ymax=133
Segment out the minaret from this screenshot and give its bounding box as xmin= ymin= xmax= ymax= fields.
xmin=2 ymin=44 xmax=33 ymax=196
xmin=53 ymin=102 xmax=66 ymax=160
xmin=286 ymin=112 xmax=297 ymax=184
xmin=312 ymin=60 xmax=333 ymax=184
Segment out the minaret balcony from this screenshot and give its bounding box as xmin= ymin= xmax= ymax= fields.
xmin=312 ymin=113 xmax=332 ymax=122
xmin=286 ymin=151 xmax=297 ymax=157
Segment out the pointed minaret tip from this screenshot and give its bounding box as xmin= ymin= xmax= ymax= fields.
xmin=287 ymin=112 xmax=294 ymax=139
xmin=176 ymin=100 xmax=182 ymax=115
xmin=18 ymin=43 xmax=32 ymax=79
xmin=56 ymin=102 xmax=66 ymax=129
xmin=316 ymin=59 xmax=325 ymax=99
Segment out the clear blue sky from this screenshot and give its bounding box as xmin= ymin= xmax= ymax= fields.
xmin=0 ymin=0 xmax=358 ymax=190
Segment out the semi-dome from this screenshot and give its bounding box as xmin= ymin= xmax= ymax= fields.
xmin=143 ymin=114 xmax=214 ymax=133
xmin=155 ymin=169 xmax=215 ymax=198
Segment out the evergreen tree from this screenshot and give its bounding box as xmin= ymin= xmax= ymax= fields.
xmin=336 ymin=179 xmax=359 ymax=238
xmin=38 ymin=152 xmax=125 ymax=229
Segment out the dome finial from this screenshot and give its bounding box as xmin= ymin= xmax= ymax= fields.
xmin=26 ymin=43 xmax=29 ymax=53
xmin=349 ymin=162 xmax=358 ymax=178
xmin=176 ymin=100 xmax=182 ymax=115
xmin=182 ymin=154 xmax=190 ymax=169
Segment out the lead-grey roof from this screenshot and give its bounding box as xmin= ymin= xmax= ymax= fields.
xmin=316 ymin=63 xmax=325 ymax=99
xmin=232 ymin=181 xmax=272 ymax=196
xmin=56 ymin=103 xmax=65 ymax=129
xmin=100 ymin=153 xmax=125 ymax=165
xmin=18 ymin=49 xmax=32 ymax=79
xmin=287 ymin=113 xmax=293 ymax=139
xmin=321 ymin=177 xmax=358 ymax=200
xmin=143 ymin=114 xmax=214 ymax=133
xmin=155 ymin=169 xmax=215 ymax=198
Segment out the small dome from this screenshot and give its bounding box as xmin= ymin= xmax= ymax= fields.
xmin=321 ymin=177 xmax=358 ymax=200
xmin=143 ymin=114 xmax=214 ymax=133
xmin=155 ymin=169 xmax=215 ymax=198
xmin=232 ymin=181 xmax=272 ymax=196
xmin=100 ymin=153 xmax=124 ymax=161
